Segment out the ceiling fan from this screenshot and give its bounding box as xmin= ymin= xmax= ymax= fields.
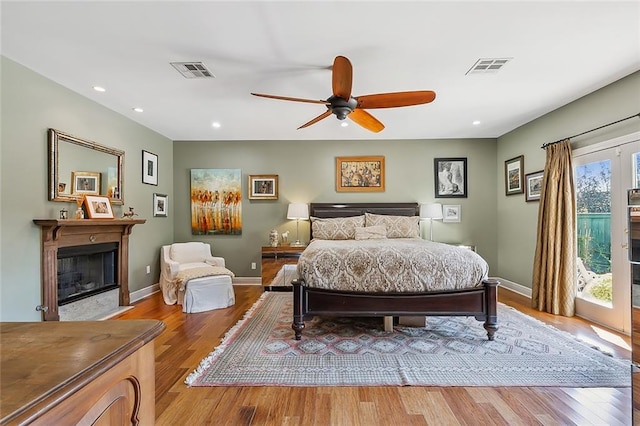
xmin=251 ymin=56 xmax=436 ymax=133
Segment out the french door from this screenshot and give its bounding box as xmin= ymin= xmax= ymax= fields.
xmin=573 ymin=135 xmax=640 ymax=332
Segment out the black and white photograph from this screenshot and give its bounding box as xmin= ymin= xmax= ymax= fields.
xmin=434 ymin=158 xmax=467 ymax=198
xmin=443 ymin=205 xmax=461 ymax=222
xmin=142 ymin=150 xmax=158 ymax=185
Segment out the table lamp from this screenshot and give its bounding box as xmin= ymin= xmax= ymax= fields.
xmin=420 ymin=203 xmax=443 ymax=241
xmin=287 ymin=203 xmax=309 ymax=246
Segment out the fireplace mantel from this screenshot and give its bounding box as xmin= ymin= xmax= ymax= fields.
xmin=33 ymin=219 xmax=145 ymax=321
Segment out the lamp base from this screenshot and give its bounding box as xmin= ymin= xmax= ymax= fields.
xmin=291 ymin=240 xmax=306 ymax=247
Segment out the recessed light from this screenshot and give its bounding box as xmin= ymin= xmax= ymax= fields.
xmin=132 ymin=107 xmax=144 ymax=113
xmin=93 ymin=86 xmax=106 ymax=92
xmin=212 ymin=122 xmax=221 ymax=128
xmin=341 ymin=122 xmax=349 ymax=127
xmin=472 ymin=120 xmax=481 ymax=126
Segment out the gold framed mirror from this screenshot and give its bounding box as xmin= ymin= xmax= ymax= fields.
xmin=48 ymin=129 xmax=124 ymax=205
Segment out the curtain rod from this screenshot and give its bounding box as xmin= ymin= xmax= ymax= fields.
xmin=540 ymin=112 xmax=640 ymax=149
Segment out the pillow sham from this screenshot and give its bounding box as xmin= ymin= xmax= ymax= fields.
xmin=364 ymin=212 xmax=420 ymax=238
xmin=354 ymin=225 xmax=387 ymax=240
xmin=311 ymin=215 xmax=365 ymax=240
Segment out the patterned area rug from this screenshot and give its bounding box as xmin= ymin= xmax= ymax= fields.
xmin=185 ymin=292 xmax=630 ymax=387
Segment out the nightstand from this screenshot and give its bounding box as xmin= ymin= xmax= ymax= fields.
xmin=261 ymin=245 xmax=306 ymax=291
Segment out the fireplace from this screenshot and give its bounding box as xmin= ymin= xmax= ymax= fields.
xmin=33 ymin=218 xmax=145 ymax=321
xmin=57 ymin=242 xmax=118 ymax=305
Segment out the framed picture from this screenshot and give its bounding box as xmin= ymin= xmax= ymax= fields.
xmin=190 ymin=169 xmax=242 ymax=235
xmin=248 ymin=174 xmax=278 ymax=200
xmin=525 ymin=170 xmax=544 ymax=202
xmin=153 ymin=193 xmax=168 ymax=217
xmin=71 ymin=171 xmax=101 ymax=195
xmin=83 ymin=195 xmax=114 ymax=219
xmin=142 ymin=150 xmax=158 ymax=185
xmin=434 ymin=158 xmax=467 ymax=198
xmin=442 ymin=205 xmax=461 ymax=223
xmin=335 ymin=156 xmax=385 ymax=192
xmin=505 ymin=155 xmax=525 ymax=195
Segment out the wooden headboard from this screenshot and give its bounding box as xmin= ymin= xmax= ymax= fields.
xmin=308 ymin=202 xmax=419 ymax=240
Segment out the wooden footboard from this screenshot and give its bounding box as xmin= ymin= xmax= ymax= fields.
xmin=291 ymin=278 xmax=499 ymax=341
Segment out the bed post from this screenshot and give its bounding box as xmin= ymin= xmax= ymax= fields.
xmin=292 ymin=278 xmax=305 ymax=340
xmin=483 ymin=278 xmax=499 ymax=340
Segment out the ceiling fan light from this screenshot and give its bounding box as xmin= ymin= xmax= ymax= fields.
xmin=333 ymin=106 xmax=351 ymax=120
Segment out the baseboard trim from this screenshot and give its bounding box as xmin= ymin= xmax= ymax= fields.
xmin=130 ymin=278 xmax=262 ymax=303
xmin=492 ymin=276 xmax=532 ymax=299
xmin=130 ymin=283 xmax=160 ymax=303
xmin=233 ymin=277 xmax=262 ymax=285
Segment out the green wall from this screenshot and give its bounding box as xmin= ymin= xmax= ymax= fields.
xmin=2 ymin=52 xmax=636 ymax=321
xmin=0 ymin=57 xmax=175 ymax=321
xmin=172 ymin=138 xmax=498 ymax=277
xmin=496 ymin=71 xmax=640 ymax=289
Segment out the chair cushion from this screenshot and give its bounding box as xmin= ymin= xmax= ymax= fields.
xmin=170 ymin=242 xmax=208 ymax=264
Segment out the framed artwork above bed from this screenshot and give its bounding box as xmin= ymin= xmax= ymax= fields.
xmin=434 ymin=158 xmax=467 ymax=198
xmin=335 ymin=156 xmax=385 ymax=192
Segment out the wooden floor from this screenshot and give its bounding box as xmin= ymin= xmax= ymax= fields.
xmin=113 ymin=286 xmax=632 ymax=425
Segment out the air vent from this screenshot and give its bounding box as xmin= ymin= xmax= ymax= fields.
xmin=170 ymin=62 xmax=215 ymax=79
xmin=466 ymin=58 xmax=512 ymax=75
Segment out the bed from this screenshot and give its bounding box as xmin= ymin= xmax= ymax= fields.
xmin=291 ymin=202 xmax=498 ymax=340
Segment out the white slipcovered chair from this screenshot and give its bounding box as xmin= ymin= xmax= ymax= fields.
xmin=159 ymin=242 xmax=235 ymax=313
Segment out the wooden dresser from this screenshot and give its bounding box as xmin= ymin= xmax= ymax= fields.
xmin=261 ymin=245 xmax=305 ymax=290
xmin=1 ymin=319 xmax=165 ymax=425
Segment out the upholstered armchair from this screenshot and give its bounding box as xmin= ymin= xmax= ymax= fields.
xmin=159 ymin=242 xmax=235 ymax=313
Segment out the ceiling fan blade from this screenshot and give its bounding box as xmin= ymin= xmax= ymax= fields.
xmin=348 ymin=109 xmax=385 ymax=133
xmin=297 ymin=110 xmax=333 ymax=129
xmin=251 ymin=93 xmax=329 ymax=105
xmin=332 ymin=56 xmax=353 ymax=99
xmin=356 ymin=91 xmax=436 ymax=109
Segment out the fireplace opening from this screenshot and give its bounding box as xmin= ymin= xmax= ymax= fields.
xmin=57 ymin=242 xmax=119 ymax=306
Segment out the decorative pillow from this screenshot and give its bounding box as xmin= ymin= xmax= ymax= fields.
xmin=354 ymin=225 xmax=387 ymax=240
xmin=311 ymin=215 xmax=365 ymax=240
xmin=364 ymin=212 xmax=420 ymax=238
xmin=170 ymin=242 xmax=208 ymax=263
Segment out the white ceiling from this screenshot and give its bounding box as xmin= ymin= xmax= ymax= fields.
xmin=2 ymin=1 xmax=639 ymax=142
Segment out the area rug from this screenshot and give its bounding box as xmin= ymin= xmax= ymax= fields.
xmin=185 ymin=292 xmax=630 ymax=387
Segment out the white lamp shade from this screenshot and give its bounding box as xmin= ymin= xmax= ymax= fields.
xmin=420 ymin=203 xmax=443 ymax=220
xmin=287 ymin=203 xmax=309 ymax=220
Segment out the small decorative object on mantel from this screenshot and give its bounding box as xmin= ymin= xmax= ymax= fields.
xmin=269 ymin=229 xmax=279 ymax=247
xmin=74 ymin=198 xmax=84 ymax=219
xmin=59 ymin=209 xmax=68 ymax=220
xmin=122 ymin=207 xmax=138 ymax=219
